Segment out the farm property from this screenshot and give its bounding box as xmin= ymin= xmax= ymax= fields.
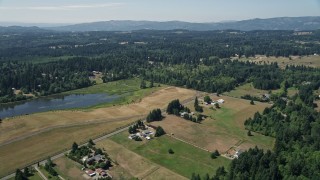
xmin=151 ymin=94 xmax=274 ymax=154
xmin=109 ymin=132 xmax=229 ymax=178
xmin=0 ymin=85 xmax=196 ymax=177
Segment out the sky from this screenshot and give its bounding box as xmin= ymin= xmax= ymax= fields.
xmin=0 ymin=0 xmax=319 ymax=24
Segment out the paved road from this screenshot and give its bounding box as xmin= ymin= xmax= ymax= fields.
xmin=1 ymin=94 xmax=198 ymax=180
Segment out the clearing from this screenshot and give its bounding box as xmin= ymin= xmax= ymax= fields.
xmin=236 ymin=55 xmax=320 ymax=68
xmin=224 ymin=83 xmax=298 ymax=99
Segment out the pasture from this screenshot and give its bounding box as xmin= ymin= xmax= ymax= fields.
xmin=151 ymin=94 xmax=274 ymax=154
xmin=110 ymin=132 xmax=230 ymax=178
xmin=96 ymin=139 xmax=186 ymax=180
xmin=0 ymin=86 xmax=195 ymax=177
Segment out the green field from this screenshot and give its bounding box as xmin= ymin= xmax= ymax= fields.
xmin=206 ymin=106 xmax=275 ymax=150
xmin=111 ymin=132 xmax=230 ymax=178
xmin=224 ymin=83 xmax=298 ymax=99
xmin=39 ymin=166 xmax=60 ymax=180
xmin=28 ymin=173 xmax=43 ymax=180
xmin=64 ymin=78 xmax=164 ymax=110
xmin=224 ymin=83 xmax=269 ymax=98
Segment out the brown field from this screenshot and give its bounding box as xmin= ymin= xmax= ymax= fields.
xmin=0 ymin=87 xmax=196 ymax=177
xmin=0 ymin=119 xmax=133 ymax=177
xmin=0 ymin=87 xmax=195 ymax=145
xmin=54 ymin=156 xmax=133 ymax=180
xmin=235 ymin=55 xmax=320 ymax=69
xmin=96 ymin=139 xmax=187 ymax=180
xmin=54 ymin=157 xmax=85 ymax=180
xmin=151 ymin=94 xmax=274 ymax=153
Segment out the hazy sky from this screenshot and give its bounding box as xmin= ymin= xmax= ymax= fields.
xmin=0 ymin=0 xmax=319 ymax=23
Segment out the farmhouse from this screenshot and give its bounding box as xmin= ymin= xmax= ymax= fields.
xmin=85 ymin=169 xmax=96 ymax=177
xmin=180 ymin=112 xmax=188 ymax=117
xmin=234 ymin=149 xmax=243 ymax=159
xmin=217 ymin=99 xmax=225 ymax=104
xmin=87 ymin=154 xmax=105 ymax=165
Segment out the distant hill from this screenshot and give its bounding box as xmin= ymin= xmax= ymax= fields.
xmin=45 ymin=17 xmax=320 ymax=32
xmin=0 ymin=26 xmax=51 ymax=33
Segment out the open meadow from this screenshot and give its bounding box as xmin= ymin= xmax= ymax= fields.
xmin=109 ymin=132 xmax=229 ymax=178
xmin=224 ymin=83 xmax=298 ymax=99
xmin=0 ymin=84 xmax=196 ymax=177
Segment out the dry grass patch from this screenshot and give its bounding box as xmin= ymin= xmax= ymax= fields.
xmin=0 ymin=119 xmax=133 ymax=177
xmin=96 ymin=139 xmax=186 ymax=180
xmin=54 ymin=157 xmax=84 ymax=180
xmin=0 ymin=87 xmax=195 ymax=145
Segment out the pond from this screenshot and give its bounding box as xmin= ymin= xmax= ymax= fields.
xmin=0 ymin=93 xmax=119 ymax=119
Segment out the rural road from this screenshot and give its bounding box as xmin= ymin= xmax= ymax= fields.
xmin=35 ymin=166 xmax=48 ymax=180
xmin=0 ymin=94 xmax=199 ymax=180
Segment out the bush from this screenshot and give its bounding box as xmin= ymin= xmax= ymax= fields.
xmin=168 ymin=148 xmax=174 ymax=154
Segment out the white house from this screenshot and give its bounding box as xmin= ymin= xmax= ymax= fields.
xmin=217 ymin=99 xmax=225 ymax=104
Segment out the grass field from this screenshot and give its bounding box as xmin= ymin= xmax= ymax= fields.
xmin=54 ymin=155 xmax=134 ymax=180
xmin=54 ymin=156 xmax=88 ymax=180
xmin=224 ymin=83 xmax=269 ymax=98
xmin=236 ymin=55 xmax=320 ymax=68
xmin=151 ymin=94 xmax=274 ymax=155
xmin=28 ymin=172 xmax=43 ymax=180
xmin=39 ymin=166 xmax=59 ymax=180
xmin=0 ymin=119 xmax=135 ymax=177
xmin=0 ymin=86 xmax=195 ymax=177
xmin=0 ymin=85 xmax=194 ymax=145
xmin=110 ymin=132 xmax=230 ymax=178
xmin=96 ymin=138 xmax=186 ymax=180
xmin=224 ymin=83 xmax=298 ymax=99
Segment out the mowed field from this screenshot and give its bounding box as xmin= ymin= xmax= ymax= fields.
xmin=151 ymin=94 xmax=274 ymax=154
xmin=96 ymin=139 xmax=187 ymax=180
xmin=0 ymin=86 xmax=195 ymax=144
xmin=236 ymin=55 xmax=320 ymax=68
xmin=0 ymin=86 xmax=196 ymax=177
xmin=109 ymin=132 xmax=229 ymax=178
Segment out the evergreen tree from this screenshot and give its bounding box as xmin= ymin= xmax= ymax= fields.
xmin=71 ymin=142 xmax=78 ymax=153
xmin=155 ymin=126 xmax=165 ymax=137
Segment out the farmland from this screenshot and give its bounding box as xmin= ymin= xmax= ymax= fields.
xmin=109 ymin=132 xmax=229 ymax=178
xmin=0 ymin=85 xmax=196 ymax=177
xmin=151 ymin=94 xmax=274 ymax=154
xmin=96 ymin=139 xmax=187 ymax=179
